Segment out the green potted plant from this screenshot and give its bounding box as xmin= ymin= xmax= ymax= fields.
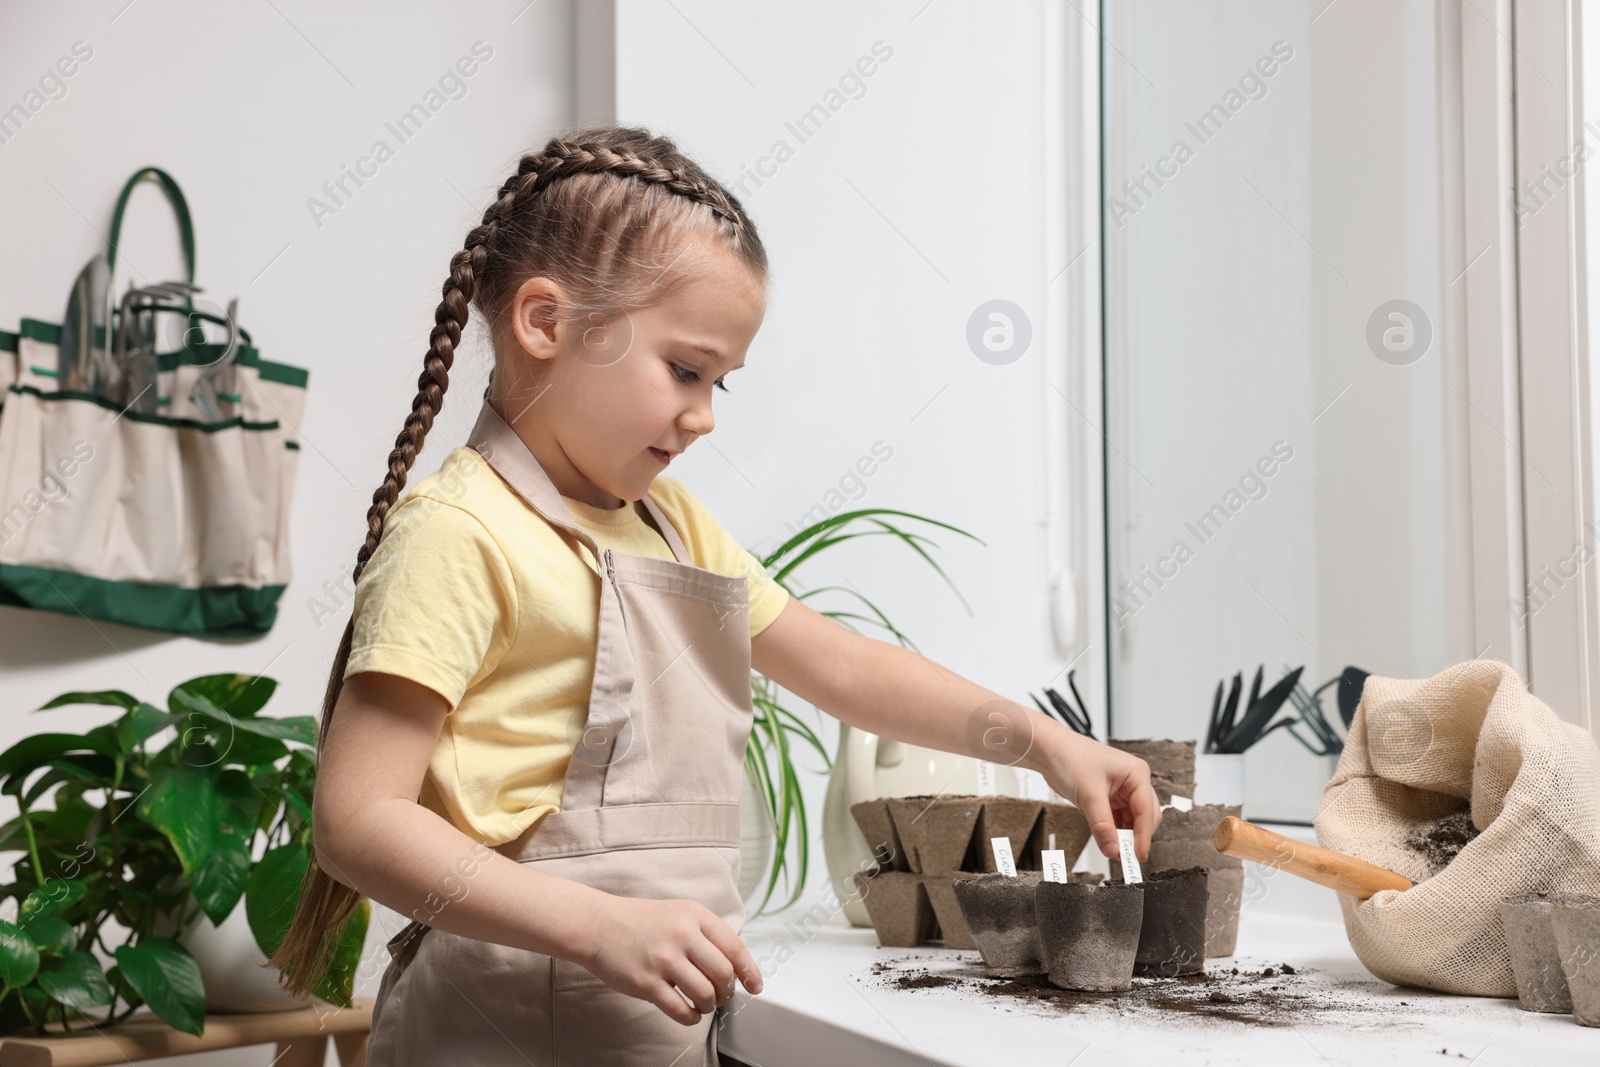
xmin=0 ymin=674 xmax=366 ymax=1037
xmin=741 ymin=506 xmax=981 ymax=917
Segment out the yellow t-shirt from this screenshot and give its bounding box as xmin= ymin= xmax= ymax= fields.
xmin=343 ymin=444 xmax=790 ymax=846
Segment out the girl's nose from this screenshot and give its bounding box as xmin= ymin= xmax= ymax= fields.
xmin=678 ymin=397 xmax=714 ymax=437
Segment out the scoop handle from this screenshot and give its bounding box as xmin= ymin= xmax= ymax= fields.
xmin=1213 ymin=816 xmax=1413 ymax=900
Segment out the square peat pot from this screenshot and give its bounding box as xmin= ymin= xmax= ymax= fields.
xmin=922 ymin=871 xmax=983 ymax=949
xmin=1034 ymin=878 xmax=1144 ymax=992
xmin=1548 ymin=894 xmax=1600 ymax=1025
xmin=1127 ymin=866 xmax=1209 ymax=977
xmin=952 ymin=871 xmax=1046 ymax=977
xmin=969 ymin=797 xmax=1044 ymax=873
xmin=886 ymin=795 xmax=982 ymax=874
xmin=1501 ymin=892 xmax=1599 ymax=1013
xmin=849 ymin=797 xmax=909 ymax=872
xmin=1024 ymin=801 xmax=1093 ymax=873
xmin=1108 ymin=737 xmax=1197 ymax=805
xmin=853 ymin=870 xmax=935 ymax=948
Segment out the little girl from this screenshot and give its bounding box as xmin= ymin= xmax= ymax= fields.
xmin=271 ymin=125 xmax=1159 ymax=1065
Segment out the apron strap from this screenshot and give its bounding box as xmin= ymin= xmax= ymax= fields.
xmin=463 ymin=398 xmax=689 ymax=567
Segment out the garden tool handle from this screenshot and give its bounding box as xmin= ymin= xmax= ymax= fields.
xmin=1213 ymin=816 xmax=1414 ymax=900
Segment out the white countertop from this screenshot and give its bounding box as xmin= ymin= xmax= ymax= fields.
xmin=719 ymin=891 xmax=1600 ymax=1066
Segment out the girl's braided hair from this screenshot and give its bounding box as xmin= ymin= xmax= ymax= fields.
xmin=268 ymin=125 xmax=766 ymax=997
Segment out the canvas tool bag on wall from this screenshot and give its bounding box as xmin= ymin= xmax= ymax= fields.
xmin=0 ymin=167 xmax=309 ymax=637
xmin=1315 ymin=659 xmax=1600 ymax=996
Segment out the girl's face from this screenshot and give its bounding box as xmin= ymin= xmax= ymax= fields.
xmin=502 ymin=240 xmax=766 ymax=509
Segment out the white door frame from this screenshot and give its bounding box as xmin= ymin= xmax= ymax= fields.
xmin=1047 ymin=0 xmax=1110 ymax=737
xmin=1507 ymin=0 xmax=1600 ymax=734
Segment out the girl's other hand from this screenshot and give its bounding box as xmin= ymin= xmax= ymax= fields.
xmin=583 ymin=895 xmax=764 ymax=1025
xmin=1041 ymin=732 xmax=1162 ymax=862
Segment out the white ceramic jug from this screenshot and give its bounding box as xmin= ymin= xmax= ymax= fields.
xmin=822 ymin=722 xmax=1024 ymax=927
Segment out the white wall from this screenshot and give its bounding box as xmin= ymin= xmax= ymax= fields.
xmin=606 ymin=0 xmax=1082 ymax=887
xmin=1 ymin=1 xmax=574 ymax=1058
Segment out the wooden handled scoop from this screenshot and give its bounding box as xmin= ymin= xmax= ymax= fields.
xmin=1213 ymin=816 xmax=1413 ymax=899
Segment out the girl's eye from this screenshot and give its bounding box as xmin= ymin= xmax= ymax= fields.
xmin=670 ymin=363 xmax=731 ymax=393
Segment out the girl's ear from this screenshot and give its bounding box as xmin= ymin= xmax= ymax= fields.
xmin=509 ymin=276 xmax=567 ymax=363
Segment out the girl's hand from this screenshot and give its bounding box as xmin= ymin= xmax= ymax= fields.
xmin=583 ymin=895 xmax=764 ymax=1026
xmin=1039 ymin=730 xmax=1162 ymax=861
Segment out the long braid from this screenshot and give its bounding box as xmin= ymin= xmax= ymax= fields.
xmin=272 ymin=125 xmax=766 ymax=999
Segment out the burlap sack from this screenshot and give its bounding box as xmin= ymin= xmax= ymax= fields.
xmin=1314 ymin=660 xmax=1600 ymax=996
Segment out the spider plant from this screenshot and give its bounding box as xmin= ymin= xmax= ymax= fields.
xmin=743 ymin=507 xmax=983 ymax=916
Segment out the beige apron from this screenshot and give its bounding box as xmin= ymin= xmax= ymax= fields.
xmin=365 ymin=398 xmax=754 ymax=1066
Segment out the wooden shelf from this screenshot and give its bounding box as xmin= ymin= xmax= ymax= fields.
xmin=0 ymin=996 xmax=371 ymax=1067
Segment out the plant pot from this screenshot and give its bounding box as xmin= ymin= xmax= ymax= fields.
xmin=1550 ymin=896 xmax=1600 ymax=1026
xmin=969 ymin=797 xmax=1043 ymax=873
xmin=1034 ymin=878 xmax=1145 ymax=992
xmin=886 ymin=795 xmax=982 ymax=874
xmin=849 ymin=797 xmax=908 ymax=872
xmin=1193 ymin=753 xmax=1245 ymax=806
xmin=1128 ymin=867 xmax=1209 ymax=977
xmin=177 ymin=896 xmax=312 ymax=1012
xmin=1109 ymin=738 xmax=1196 ymax=805
xmin=1143 ymin=802 xmax=1244 ymax=958
xmin=922 ymin=871 xmax=983 ymax=949
xmin=1025 ymin=801 xmax=1093 ymax=872
xmin=1202 ymin=867 xmax=1246 ymax=958
xmin=952 ymin=871 xmax=1046 ymax=977
xmin=1501 ymin=892 xmax=1589 ymax=1012
xmin=853 ymin=871 xmax=936 ymax=948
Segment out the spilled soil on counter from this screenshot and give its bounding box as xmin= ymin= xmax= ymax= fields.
xmin=870 ymin=960 xmax=1315 ymax=1026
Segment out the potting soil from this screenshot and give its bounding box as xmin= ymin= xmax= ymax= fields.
xmin=1402 ymin=804 xmax=1479 ymax=875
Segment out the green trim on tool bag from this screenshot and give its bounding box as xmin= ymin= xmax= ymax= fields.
xmin=7 ymin=384 xmax=282 ymax=433
xmin=0 ymin=562 xmax=284 ymax=637
xmin=17 ymin=318 xmax=308 ymax=390
xmin=0 ymin=329 xmax=16 ymax=353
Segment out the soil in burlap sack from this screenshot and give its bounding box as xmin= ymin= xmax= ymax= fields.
xmin=1314 ymin=659 xmax=1600 ymax=996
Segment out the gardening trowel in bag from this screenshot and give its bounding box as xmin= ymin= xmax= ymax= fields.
xmin=58 ymin=254 xmax=111 ymax=395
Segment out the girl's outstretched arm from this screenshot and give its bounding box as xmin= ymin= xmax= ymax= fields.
xmin=751 ymin=599 xmax=1161 ymax=860
xmin=315 ymin=670 xmax=762 ymax=1024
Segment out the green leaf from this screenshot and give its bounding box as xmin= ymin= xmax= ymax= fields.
xmin=20 ymin=879 xmax=87 ymax=923
xmin=17 ymin=756 xmax=119 ymax=806
xmin=311 ymin=898 xmax=369 ymax=1008
xmin=20 ymin=915 xmax=74 ymax=955
xmin=35 ymin=689 xmax=139 ymax=712
xmin=0 ymin=920 xmax=40 ymax=988
xmin=0 ymin=733 xmax=118 ymax=787
xmin=169 ymin=690 xmax=316 ymax=749
xmin=36 ymin=950 xmax=112 ymax=1010
xmin=212 ymin=731 xmax=291 ymax=768
xmin=215 ymin=769 xmax=262 ymax=843
xmin=113 ymin=939 xmax=205 ymax=1036
xmin=193 ymin=841 xmax=251 ymax=927
xmin=116 ymin=703 xmax=183 ymax=753
xmin=171 ymin=673 xmax=277 ymax=718
xmin=136 ymin=764 xmax=219 ymax=875
xmin=246 ymin=842 xmax=307 ymax=959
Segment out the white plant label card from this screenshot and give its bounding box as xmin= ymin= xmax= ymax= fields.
xmin=991 ymin=836 xmax=1017 ymax=877
xmin=1169 ymin=794 xmax=1194 ymax=812
xmin=1117 ymin=828 xmax=1143 ymax=883
xmin=1042 ymin=849 xmax=1069 ymax=883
